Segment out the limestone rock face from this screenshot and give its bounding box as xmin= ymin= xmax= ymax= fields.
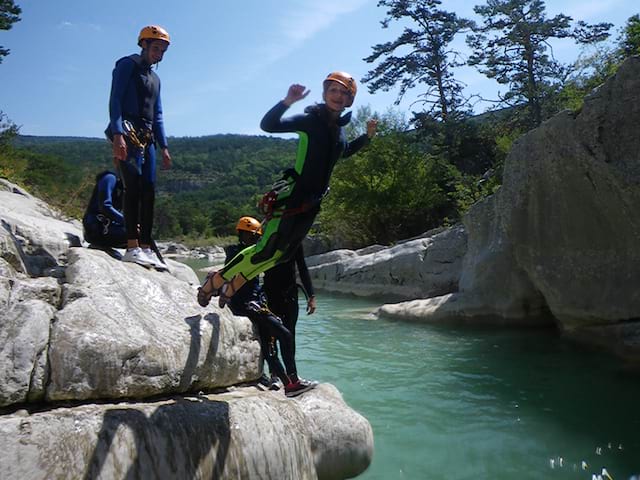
xmin=457 ymin=56 xmax=640 ymax=329
xmin=0 ymin=178 xmax=374 ymax=479
xmin=0 ymin=385 xmax=373 ymax=480
xmin=378 ymin=57 xmax=640 ymax=358
xmin=308 ymin=226 xmax=467 ymax=300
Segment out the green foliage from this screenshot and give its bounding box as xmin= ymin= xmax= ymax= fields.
xmin=319 ymin=110 xmax=460 ymax=247
xmin=618 ymin=14 xmax=640 ymax=57
xmin=0 ymin=111 xmax=23 ymax=180
xmin=13 ymin=133 xmax=296 ymax=239
xmin=0 ymin=0 xmax=21 ymax=63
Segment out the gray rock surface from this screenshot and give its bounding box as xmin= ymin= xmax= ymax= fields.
xmin=308 ymin=226 xmax=467 ymax=300
xmin=376 ymin=57 xmax=640 ymax=359
xmin=0 ymin=384 xmax=373 ymax=480
xmin=0 ymin=178 xmax=374 ymax=479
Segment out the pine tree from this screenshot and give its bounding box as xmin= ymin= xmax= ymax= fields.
xmin=363 ymin=0 xmax=473 ymax=124
xmin=0 ymin=0 xmax=21 ymax=63
xmin=467 ymin=0 xmax=611 ymax=128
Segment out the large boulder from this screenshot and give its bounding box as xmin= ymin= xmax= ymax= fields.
xmin=378 ymin=57 xmax=640 ymax=358
xmin=0 ymin=384 xmax=373 ymax=480
xmin=308 ymin=226 xmax=467 ymax=300
xmin=0 ymin=178 xmax=374 ymax=479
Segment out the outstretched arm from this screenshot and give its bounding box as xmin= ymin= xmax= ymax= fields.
xmin=344 ymin=118 xmax=378 ymax=158
xmin=260 ymin=84 xmax=310 ymax=134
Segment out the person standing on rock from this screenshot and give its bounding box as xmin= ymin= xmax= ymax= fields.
xmin=222 ymin=216 xmax=317 ymax=397
xmin=106 ymin=25 xmax=172 ymax=269
xmin=197 ymin=71 xmax=377 ymax=307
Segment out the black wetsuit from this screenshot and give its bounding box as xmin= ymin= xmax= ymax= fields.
xmin=225 ymin=244 xmax=296 ymax=383
xmin=263 ymin=245 xmax=314 ymax=356
xmin=108 ymin=54 xmax=168 ymax=245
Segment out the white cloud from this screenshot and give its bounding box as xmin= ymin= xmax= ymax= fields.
xmin=281 ymin=0 xmax=369 ymax=43
xmin=251 ymin=0 xmax=370 ymax=71
xmin=56 ymin=21 xmax=102 ymax=32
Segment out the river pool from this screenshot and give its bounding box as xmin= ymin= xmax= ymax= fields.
xmin=181 ymin=257 xmax=640 ymax=479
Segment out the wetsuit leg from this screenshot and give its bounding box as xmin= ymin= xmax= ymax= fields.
xmin=266 ymin=286 xmax=299 ymax=357
xmin=246 ymin=304 xmax=297 ymax=377
xmin=281 ymin=294 xmax=299 ymax=356
xmin=220 ymin=206 xmax=320 ymax=282
xmin=251 ymin=317 xmax=287 ymax=383
xmin=139 ymin=144 xmax=156 ymax=245
xmin=118 ymin=160 xmax=141 ymax=241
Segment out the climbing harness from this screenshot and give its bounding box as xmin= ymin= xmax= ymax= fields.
xmin=123 ymin=120 xmax=152 ymax=150
xmin=258 ymin=169 xmax=324 ymax=220
xmin=96 ymin=214 xmax=111 ymax=235
xmin=258 ymin=177 xmax=294 ymax=219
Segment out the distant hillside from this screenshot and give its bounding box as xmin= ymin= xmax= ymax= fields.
xmin=12 ymin=133 xmax=298 ymax=236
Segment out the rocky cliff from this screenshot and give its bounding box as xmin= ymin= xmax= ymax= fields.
xmin=311 ymin=56 xmax=640 ymax=361
xmin=0 ymin=179 xmax=373 ymax=479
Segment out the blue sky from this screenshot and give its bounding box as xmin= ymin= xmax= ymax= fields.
xmin=0 ymin=0 xmax=636 ymax=138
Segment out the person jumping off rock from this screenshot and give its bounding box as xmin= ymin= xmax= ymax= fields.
xmin=197 ymin=71 xmax=377 ymax=307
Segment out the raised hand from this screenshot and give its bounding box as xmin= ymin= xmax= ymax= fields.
xmin=283 ymin=84 xmax=310 ymax=106
xmin=366 ymin=119 xmax=378 ymax=139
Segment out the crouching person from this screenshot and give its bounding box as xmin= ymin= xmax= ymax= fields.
xmin=83 ymin=170 xmax=127 ymax=250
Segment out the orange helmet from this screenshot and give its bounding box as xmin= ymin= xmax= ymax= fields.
xmin=138 ymin=25 xmax=171 ymax=47
xmin=236 ymin=216 xmax=262 ymax=235
xmin=323 ymin=71 xmax=357 ymax=107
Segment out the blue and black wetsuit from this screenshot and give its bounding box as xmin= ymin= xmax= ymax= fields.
xmin=225 ymin=244 xmax=297 ymax=384
xmin=263 ymin=245 xmax=314 ymax=356
xmin=108 ymin=53 xmax=168 ymax=245
xmin=220 ymin=102 xmax=370 ymax=282
xmin=82 ymin=171 xmax=127 ymax=248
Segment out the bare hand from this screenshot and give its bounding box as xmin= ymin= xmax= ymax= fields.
xmin=161 ymin=148 xmax=172 ymax=170
xmin=366 ymin=119 xmax=378 ymax=139
xmin=112 ymin=134 xmax=127 ymax=161
xmin=283 ymin=84 xmax=309 ymax=106
xmin=306 ymin=296 xmax=316 ymax=315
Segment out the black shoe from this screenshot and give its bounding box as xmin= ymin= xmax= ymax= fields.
xmin=269 ymin=376 xmax=283 ymax=391
xmin=285 ymin=378 xmax=318 ymax=398
xmin=258 ymin=374 xmax=272 ymax=388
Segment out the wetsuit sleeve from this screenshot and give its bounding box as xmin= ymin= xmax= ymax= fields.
xmin=97 ymin=174 xmax=125 ymax=224
xmin=343 ymin=133 xmax=370 ymax=158
xmin=109 ymin=57 xmax=136 ymax=136
xmin=295 ymin=246 xmax=314 ymax=298
xmin=260 ymin=101 xmax=308 ymax=133
xmin=153 ymin=82 xmax=169 ymax=149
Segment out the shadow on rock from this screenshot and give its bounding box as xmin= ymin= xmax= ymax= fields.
xmin=83 ymin=398 xmax=231 ymax=479
xmin=179 ymin=313 xmax=221 ymax=392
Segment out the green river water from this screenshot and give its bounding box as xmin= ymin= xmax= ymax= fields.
xmin=183 ymin=258 xmax=640 ymax=480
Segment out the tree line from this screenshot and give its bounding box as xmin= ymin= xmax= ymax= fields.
xmin=1 ymin=0 xmax=639 ymax=248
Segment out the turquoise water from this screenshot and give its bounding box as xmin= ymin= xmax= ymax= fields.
xmin=183 ymin=259 xmax=640 ymax=479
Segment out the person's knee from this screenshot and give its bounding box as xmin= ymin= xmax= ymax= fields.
xmin=251 ymin=234 xmax=280 ymax=264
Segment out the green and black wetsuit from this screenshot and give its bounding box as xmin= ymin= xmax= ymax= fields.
xmin=220 ymin=101 xmax=369 ymax=282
